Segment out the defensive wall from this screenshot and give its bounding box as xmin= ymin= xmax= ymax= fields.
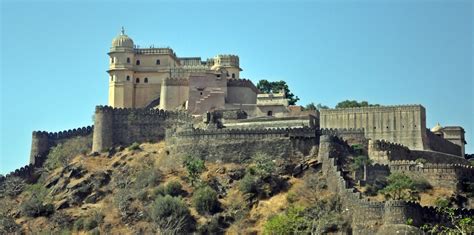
xmin=389 ymin=160 xmax=474 ymax=190
xmin=167 ymin=127 xmax=318 ymax=163
xmin=318 ymin=135 xmax=473 ymax=234
xmin=0 ymin=126 xmax=94 ymax=184
xmin=30 ymin=126 xmax=93 ymax=165
xmin=92 ymin=105 xmax=192 ymax=152
xmin=426 ymin=129 xmax=462 ymax=156
xmin=320 ymin=105 xmax=428 ymax=150
xmin=368 ymin=139 xmax=468 ymax=165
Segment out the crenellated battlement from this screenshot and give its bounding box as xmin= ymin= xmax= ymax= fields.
xmin=317 ymin=134 xmax=474 ymax=232
xmin=174 ymin=126 xmax=317 ymax=140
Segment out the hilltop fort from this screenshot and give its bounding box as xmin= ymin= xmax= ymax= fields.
xmin=1 ymin=28 xmax=472 ymax=234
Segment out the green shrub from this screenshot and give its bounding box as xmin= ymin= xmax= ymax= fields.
xmin=198 ymin=214 xmax=223 ymax=234
xmin=193 ymin=186 xmax=219 ymax=215
xmin=44 ymin=136 xmax=92 ymax=170
xmin=84 ymin=218 xmax=98 ymax=231
xmin=20 ymin=196 xmax=54 ymax=217
xmin=0 ymin=176 xmax=25 ymax=198
xmin=73 ymin=218 xmax=85 ymax=231
xmin=165 ymin=181 xmax=184 ymax=197
xmin=239 ymin=173 xmax=257 ymax=195
xmin=135 ymin=168 xmax=162 ymax=188
xmin=263 ymin=206 xmax=307 ymax=235
xmin=148 ymin=195 xmax=194 ymax=233
xmin=435 ymin=197 xmax=451 ymax=208
xmin=183 ymin=156 xmax=206 ymax=186
xmin=128 ymin=142 xmax=141 ymax=151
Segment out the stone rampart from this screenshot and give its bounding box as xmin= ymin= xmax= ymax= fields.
xmin=368 ymin=139 xmax=411 ymax=164
xmin=389 ymin=160 xmax=474 ymax=190
xmin=317 ymin=135 xmax=474 ymax=234
xmin=320 ymin=105 xmax=428 ymax=151
xmin=30 ymin=126 xmax=93 ymax=165
xmin=319 ymin=128 xmax=366 ymax=147
xmin=92 ymin=106 xmax=192 ymax=152
xmin=426 ymin=129 xmax=462 ymax=156
xmin=167 ymin=127 xmax=317 ymax=163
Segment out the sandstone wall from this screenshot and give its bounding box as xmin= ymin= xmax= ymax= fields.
xmin=167 ymin=127 xmax=317 ymax=163
xmin=426 ymin=129 xmax=462 ymax=156
xmin=92 ymin=106 xmax=191 ymax=152
xmin=320 ymin=105 xmax=428 ymax=150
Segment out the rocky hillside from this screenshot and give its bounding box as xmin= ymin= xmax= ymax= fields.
xmin=0 ymin=137 xmax=473 ymax=234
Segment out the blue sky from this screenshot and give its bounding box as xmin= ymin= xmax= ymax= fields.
xmin=1 ymin=0 xmax=472 ymax=174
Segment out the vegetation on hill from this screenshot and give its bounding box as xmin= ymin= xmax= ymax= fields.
xmin=256 ymin=79 xmax=300 ymax=105
xmin=0 ymin=139 xmax=473 ymax=234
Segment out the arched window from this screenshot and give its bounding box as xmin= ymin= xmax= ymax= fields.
xmin=127 ymin=57 xmax=130 ymax=63
xmin=136 ymin=78 xmax=140 ymax=83
xmin=126 ymin=75 xmax=130 ymax=81
xmin=156 ymin=59 xmax=160 ymax=65
xmin=136 ymin=60 xmax=140 ymax=65
xmin=144 ymin=77 xmax=148 ymax=83
xmin=267 ymin=111 xmax=273 ymax=116
xmin=232 ymin=73 xmax=235 ymax=78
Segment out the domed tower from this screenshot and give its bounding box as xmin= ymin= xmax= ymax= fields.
xmin=211 ymin=55 xmax=242 ymax=79
xmin=108 ymin=27 xmax=135 ymax=108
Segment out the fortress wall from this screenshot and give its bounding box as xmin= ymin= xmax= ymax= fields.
xmin=368 ymin=139 xmax=411 ymax=164
xmin=167 ymin=127 xmax=318 ymax=162
xmin=320 ymin=128 xmax=367 ymax=147
xmin=389 ymin=160 xmax=474 ymax=190
xmin=426 ymin=129 xmax=462 ymax=156
xmin=317 ymin=135 xmax=473 ymax=234
xmin=320 ymin=105 xmax=427 ymax=150
xmin=30 ymin=126 xmax=93 ymax=165
xmin=92 ymin=106 xmax=191 ymax=152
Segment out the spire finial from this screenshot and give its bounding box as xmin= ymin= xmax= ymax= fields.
xmin=121 ymin=26 xmax=125 ymax=35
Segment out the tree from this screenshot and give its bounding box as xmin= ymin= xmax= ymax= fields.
xmin=335 ymin=100 xmax=380 ymax=109
xmin=379 ymin=173 xmax=419 ymax=201
xmin=256 ymin=80 xmax=300 ymax=105
xmin=193 ymin=186 xmax=219 ymax=215
xmin=303 ymin=102 xmax=329 ymax=111
xmin=350 ymin=155 xmax=373 ymax=171
xmin=148 ymin=195 xmax=194 ymax=233
xmin=421 ymin=207 xmax=474 ymax=234
xmin=183 ymin=156 xmax=206 ymax=186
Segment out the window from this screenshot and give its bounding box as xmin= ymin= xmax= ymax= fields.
xmin=156 ymin=59 xmax=160 ymax=65
xmin=136 ymin=60 xmax=140 ymax=65
xmin=127 ymin=57 xmax=130 ymax=63
xmin=126 ymin=75 xmax=130 ymax=81
xmin=111 ymin=57 xmax=114 ymax=63
xmin=267 ymin=111 xmax=273 ymax=116
xmin=144 ymin=77 xmax=148 ymax=83
xmin=200 ymin=92 xmax=203 ymax=95
xmin=136 ymin=78 xmax=140 ymax=83
xmin=110 ymin=76 xmax=113 ymax=82
xmin=232 ymin=73 xmax=235 ymax=78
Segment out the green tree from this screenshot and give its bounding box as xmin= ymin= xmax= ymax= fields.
xmin=421 ymin=207 xmax=474 ymax=234
xmin=379 ymin=173 xmax=419 ymax=201
xmin=256 ymin=80 xmax=300 ymax=105
xmin=183 ymin=156 xmax=206 ymax=186
xmin=335 ymin=100 xmax=380 ymax=109
xmin=350 ymin=155 xmax=373 ymax=171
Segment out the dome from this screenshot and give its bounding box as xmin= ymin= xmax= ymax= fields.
xmin=431 ymin=123 xmax=443 ymax=133
xmin=112 ymin=27 xmax=134 ymax=48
